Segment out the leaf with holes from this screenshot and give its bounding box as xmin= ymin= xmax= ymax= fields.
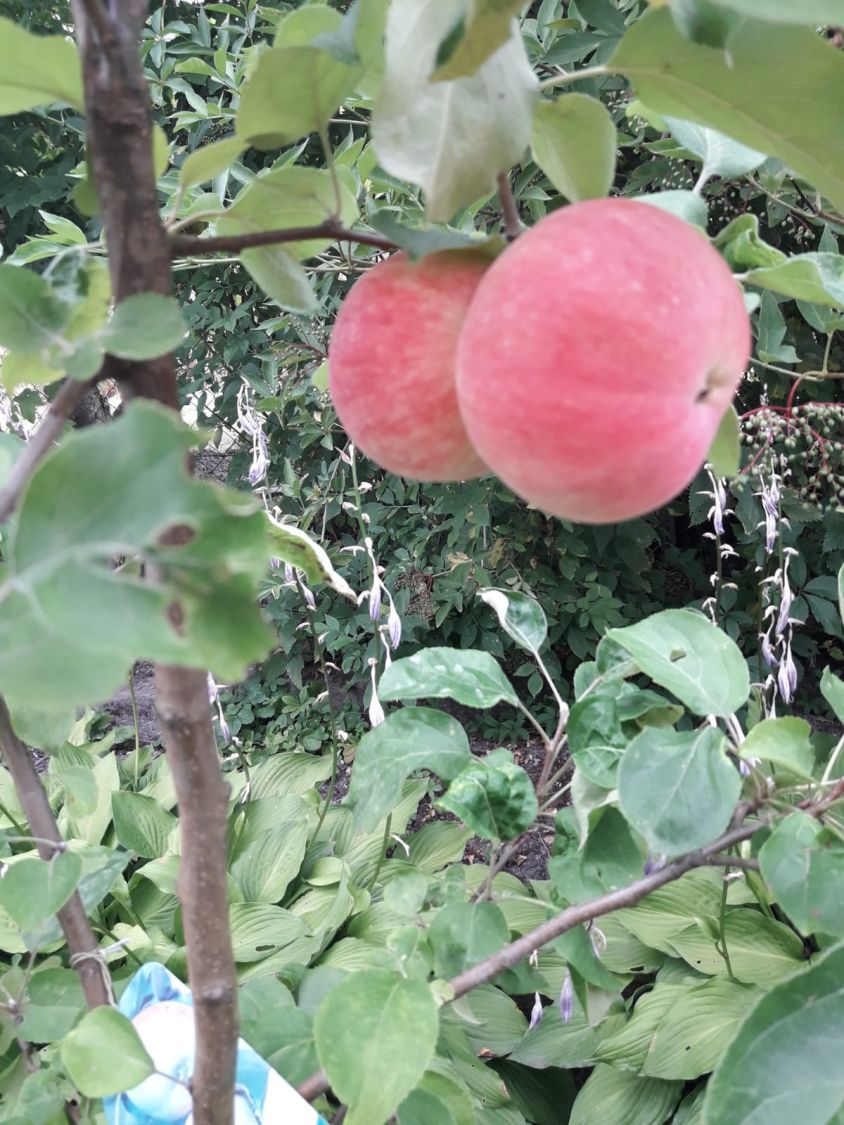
xmin=379 ymin=647 xmax=519 ymax=709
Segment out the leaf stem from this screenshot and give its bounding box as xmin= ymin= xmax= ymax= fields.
xmin=539 ymin=64 xmax=611 ymax=91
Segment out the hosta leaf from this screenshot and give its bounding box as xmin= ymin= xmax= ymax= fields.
xmin=570 ymin=1065 xmax=682 ymax=1125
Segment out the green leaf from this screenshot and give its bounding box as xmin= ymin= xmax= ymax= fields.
xmin=532 ymin=93 xmax=617 ymax=202
xmin=598 ymin=977 xmax=757 ymax=1080
xmin=613 ymin=870 xmax=723 ymax=953
xmin=0 ymin=401 xmax=272 ymax=712
xmin=740 ymin=717 xmax=815 ymax=778
xmin=706 ymin=406 xmax=740 ymax=478
xmin=229 ymin=903 xmax=311 ymax=963
xmin=744 ymin=253 xmax=844 ymax=308
xmin=239 ymin=247 xmax=317 ymax=314
xmin=431 ymin=1 xmax=526 ymax=81
xmin=633 ymin=189 xmax=708 ymax=228
xmin=663 ymin=116 xmax=765 ymax=179
xmin=478 ymin=588 xmax=548 ymax=653
xmin=236 ymin=44 xmax=359 ymax=148
xmin=346 ymin=707 xmax=471 ymax=831
xmin=17 ymin=968 xmax=85 ymax=1043
xmin=179 ymin=136 xmax=245 ymax=191
xmin=613 ymin=8 xmax=844 ymax=216
xmin=456 ymin=983 xmax=528 ymax=1055
xmin=608 ymin=609 xmax=750 ymax=717
xmin=436 ymin=748 xmax=538 ymax=841
xmin=668 ymin=910 xmax=804 ymax=984
xmin=0 ymin=850 xmax=81 ymax=933
xmin=759 ymin=812 xmax=844 ymax=937
xmin=581 ymin=807 xmax=647 ymax=894
xmin=229 ymin=798 xmax=309 ymax=902
xmin=619 ymin=725 xmax=740 ymax=855
xmin=571 ymin=1064 xmax=683 ymax=1125
xmin=101 ymin=294 xmax=186 ymax=360
xmin=704 ymin=941 xmax=844 ymax=1124
xmin=0 ymin=432 xmax=22 ymax=491
xmin=379 ymin=647 xmax=519 ymax=709
xmin=61 ymin=1007 xmax=154 ymax=1098
xmin=217 ymin=166 xmax=357 ymax=260
xmin=0 ymin=17 xmax=83 ymax=114
xmin=372 ymin=0 xmax=538 ymax=222
xmin=821 ymin=666 xmax=844 ymax=724
xmin=491 ymin=1060 xmax=577 ymax=1125
xmin=369 ymin=211 xmax=500 ymax=259
xmin=839 ymin=562 xmax=844 ymax=625
xmin=398 ymin=1069 xmax=475 ymax=1125
xmin=0 ymin=264 xmax=70 ymax=352
xmin=275 ymin=4 xmax=343 ymax=46
xmin=566 ymin=685 xmax=632 ymax=788
xmin=428 ymin=901 xmax=510 ymax=978
xmin=111 ymin=791 xmax=177 ymax=859
xmin=265 ymin=518 xmax=356 ymax=601
xmin=702 ymin=0 xmax=844 ymax=24
xmin=714 ymin=213 xmax=784 ymax=271
xmin=314 ymin=970 xmax=439 ymax=1125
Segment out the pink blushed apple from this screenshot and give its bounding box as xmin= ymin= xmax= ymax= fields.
xmin=455 ymin=198 xmax=751 ymax=524
xmin=329 ymin=251 xmax=489 ymax=482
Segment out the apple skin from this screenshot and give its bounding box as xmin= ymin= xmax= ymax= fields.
xmin=455 ymin=198 xmax=751 ymax=524
xmin=328 ymin=251 xmax=489 ymax=481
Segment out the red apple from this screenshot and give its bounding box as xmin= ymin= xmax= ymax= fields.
xmin=455 ymin=198 xmax=751 ymax=523
xmin=328 ymin=251 xmax=489 ymax=481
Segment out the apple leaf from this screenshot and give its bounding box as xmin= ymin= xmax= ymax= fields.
xmin=532 ymin=93 xmax=617 ymax=202
xmin=663 ymin=116 xmax=766 ymax=180
xmin=373 ymin=0 xmax=538 ymax=222
xmin=701 ymin=0 xmax=844 ymax=24
xmin=743 ymin=253 xmax=844 ymax=308
xmin=0 ymin=401 xmax=272 ymax=713
xmin=613 ymin=9 xmax=844 ymax=215
xmin=431 ymin=1 xmax=527 ymax=82
xmin=61 ymin=1008 xmax=154 ymax=1098
xmin=0 ymin=17 xmax=83 ymax=115
xmin=179 ymin=136 xmax=245 ymax=191
xmin=706 ymin=406 xmax=740 ymax=478
xmin=236 ymin=44 xmax=360 ymax=148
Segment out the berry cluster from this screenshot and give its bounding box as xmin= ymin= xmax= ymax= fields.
xmin=741 ymin=402 xmax=844 ymax=507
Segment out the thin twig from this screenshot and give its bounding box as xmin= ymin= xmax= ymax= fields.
xmin=0 ymin=697 xmax=112 ymax=1009
xmin=496 ymin=172 xmax=522 ymax=241
xmin=170 ymin=220 xmax=397 ymax=257
xmin=0 ymin=379 xmax=94 ymax=523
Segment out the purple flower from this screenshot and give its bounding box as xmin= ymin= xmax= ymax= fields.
xmin=529 ymin=993 xmax=544 ymax=1030
xmin=387 ymin=599 xmax=402 ymax=650
xmin=368 ymin=575 xmax=382 ymax=621
xmin=776 ymin=635 xmax=798 ymax=704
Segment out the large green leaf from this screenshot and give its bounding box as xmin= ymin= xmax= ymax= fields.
xmin=228 ymin=903 xmax=311 ymax=964
xmin=111 ymin=792 xmax=177 ymax=859
xmin=668 ymin=910 xmax=805 ymax=984
xmin=265 ymin=518 xmax=356 ymax=601
xmin=571 ymin=1065 xmax=683 ymax=1125
xmin=314 ymin=970 xmax=439 ymax=1125
xmin=619 ymin=726 xmax=740 ymax=855
xmin=229 ymin=797 xmax=310 ymax=903
xmin=436 ymin=747 xmax=538 ymax=841
xmin=701 ymin=0 xmax=844 ymax=24
xmin=179 ymin=136 xmax=245 ymax=191
xmin=704 ymin=942 xmax=844 ymax=1124
xmin=612 ymin=870 xmax=724 ymax=953
xmin=532 ymin=93 xmax=617 ymax=202
xmin=379 ymin=647 xmax=518 ymax=709
xmin=613 ymin=8 xmax=844 ymax=215
xmin=398 ymin=1069 xmax=475 ymax=1125
xmin=706 ymin=406 xmax=740 ymax=478
xmin=822 ymin=666 xmax=844 ymax=725
xmin=608 ymin=609 xmax=749 ymax=717
xmin=236 ymin=44 xmax=359 ymax=148
xmin=0 ymin=401 xmax=272 ymax=712
xmin=100 ymin=294 xmax=186 ymax=360
xmin=431 ymin=1 xmax=526 ymax=81
xmin=743 ymin=253 xmax=844 ymax=308
xmin=596 ymin=977 xmax=758 ymax=1080
xmin=759 ymin=812 xmax=844 ymax=937
xmin=0 ymin=17 xmax=83 ymax=114
xmin=346 ymin=707 xmax=471 ymax=831
xmin=372 ymin=0 xmax=538 ymax=222
xmin=61 ymin=1008 xmax=154 ymax=1098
